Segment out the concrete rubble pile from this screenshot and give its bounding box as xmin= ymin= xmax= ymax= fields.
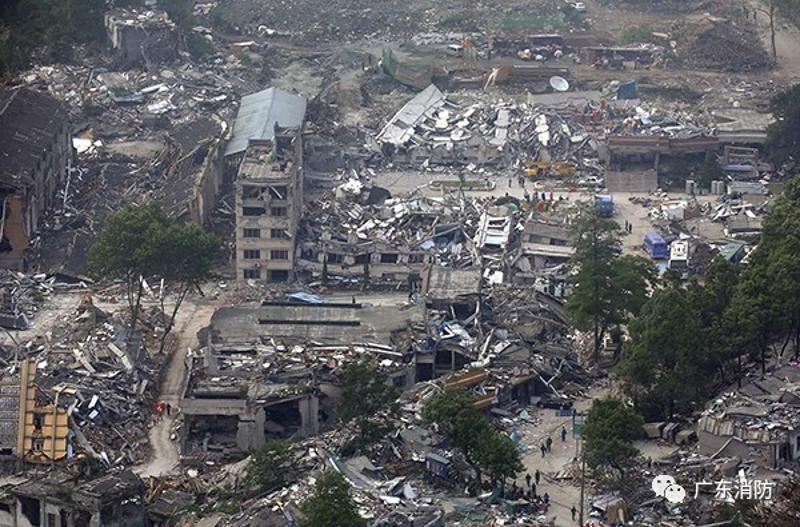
xmin=0 ymin=271 xmax=60 ymax=330
xmin=16 ymin=301 xmax=164 ymax=465
xmin=675 ymin=14 xmax=772 ymax=72
xmin=608 ymin=103 xmax=715 ymax=138
xmin=22 ymin=63 xmax=238 ymax=132
xmin=296 ymin=189 xmax=487 ymax=286
xmin=375 ymin=85 xmax=596 ymax=169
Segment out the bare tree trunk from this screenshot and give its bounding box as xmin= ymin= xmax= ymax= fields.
xmin=129 ymin=277 xmax=145 ymax=337
xmin=737 ymin=353 xmax=743 ymax=388
xmin=770 ymin=0 xmax=777 ymax=60
xmin=158 ymin=285 xmax=190 ymax=354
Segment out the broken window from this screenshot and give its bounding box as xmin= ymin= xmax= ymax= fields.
xmin=19 ymin=496 xmax=40 ymax=526
xmin=241 ymin=185 xmax=264 ymax=199
xmin=380 ymin=253 xmax=398 ymax=264
xmin=355 ymin=253 xmax=370 ymax=265
xmin=47 ymin=513 xmax=56 ymax=527
xmin=242 ymin=206 xmax=266 ymax=216
xmin=270 ymin=228 xmax=288 ymax=239
xmin=243 ymin=250 xmax=261 ymax=260
xmin=326 ymin=253 xmax=343 ymax=264
xmin=270 ymin=250 xmax=289 ymax=261
xmin=243 ymin=228 xmax=261 ymax=238
xmin=243 ymin=269 xmax=261 ymax=280
xmin=270 ymin=206 xmax=287 ymax=217
xmin=269 ymin=186 xmax=288 ymax=199
xmin=264 ymin=399 xmax=303 ymax=439
xmin=408 ymin=253 xmax=425 ymax=264
xmin=268 ymin=270 xmax=289 ymax=283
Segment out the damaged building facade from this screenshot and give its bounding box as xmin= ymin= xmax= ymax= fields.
xmin=0 ymin=88 xmax=72 ymax=270
xmin=104 ymin=9 xmax=179 ymax=69
xmin=229 ymin=88 xmax=307 ymax=283
xmin=180 ymin=301 xmax=424 ymax=458
xmin=1 ymin=469 xmax=146 ymax=527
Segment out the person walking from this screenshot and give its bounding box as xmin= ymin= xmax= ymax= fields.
xmin=540 ymin=443 xmax=547 ymax=457
xmin=526 ymin=473 xmax=532 ymax=488
xmin=571 ymin=505 xmax=577 ymax=521
xmin=535 ymin=469 xmax=541 ymax=485
xmin=546 ymin=436 xmax=553 ymax=452
xmin=561 ymin=425 xmax=568 ymax=442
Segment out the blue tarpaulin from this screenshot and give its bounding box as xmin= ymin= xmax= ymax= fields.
xmin=617 ymin=80 xmax=638 ymax=100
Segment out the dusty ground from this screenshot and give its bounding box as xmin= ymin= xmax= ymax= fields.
xmin=135 ymin=297 xmax=229 ymax=478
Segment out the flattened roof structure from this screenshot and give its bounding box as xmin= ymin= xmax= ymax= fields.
xmin=0 ymin=87 xmax=68 ymax=189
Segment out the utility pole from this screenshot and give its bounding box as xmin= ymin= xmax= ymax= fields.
xmin=573 ymin=410 xmax=586 ymax=525
xmin=579 ymin=444 xmax=586 ymax=525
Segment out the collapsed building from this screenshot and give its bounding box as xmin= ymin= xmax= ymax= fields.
xmin=375 ymin=84 xmax=594 ymax=169
xmin=519 ymin=215 xmax=575 ymax=272
xmin=295 ymin=195 xmax=464 ymax=287
xmin=697 ymin=365 xmax=800 ymax=470
xmin=0 ymin=88 xmax=72 ymax=270
xmin=0 ymin=469 xmax=146 ymax=527
xmin=104 ymin=9 xmax=179 ymax=69
xmin=180 ymin=301 xmax=425 ymax=458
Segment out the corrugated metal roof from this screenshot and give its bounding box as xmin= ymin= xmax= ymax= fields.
xmin=224 ymin=88 xmax=306 ymax=157
xmin=377 ymin=84 xmax=445 ymax=146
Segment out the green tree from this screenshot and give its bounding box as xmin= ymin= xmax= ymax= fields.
xmin=246 ymin=440 xmax=297 ymax=491
xmin=89 ymin=204 xmax=220 ymax=348
xmin=618 ymin=285 xmax=708 ymax=419
xmin=758 ymin=176 xmax=800 ymax=356
xmin=300 ymin=470 xmax=366 ymax=527
xmin=474 ymin=430 xmax=523 ymax=495
xmin=338 ymin=361 xmax=400 ymax=450
xmin=698 ymin=151 xmax=725 ymax=190
xmin=152 ymin=221 xmax=220 ymax=353
xmin=582 ymin=398 xmax=643 ymax=477
xmin=0 ymin=0 xmax=107 ymax=72
xmin=766 ymin=83 xmax=800 ymax=168
xmin=687 ymin=258 xmax=740 ymax=383
xmin=89 ymin=204 xmax=170 ymax=334
xmin=567 ymin=204 xmax=655 ymax=358
xmin=422 ymin=388 xmax=492 ymax=486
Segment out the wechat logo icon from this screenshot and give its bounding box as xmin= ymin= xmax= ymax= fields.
xmin=652 ymin=475 xmax=687 ymax=504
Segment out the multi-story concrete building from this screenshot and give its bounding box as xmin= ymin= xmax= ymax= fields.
xmin=0 ymin=87 xmax=72 ymax=270
xmin=235 ymin=131 xmax=303 ymax=283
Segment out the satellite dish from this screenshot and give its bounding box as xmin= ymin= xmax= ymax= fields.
xmin=549 ymin=76 xmax=570 ymax=92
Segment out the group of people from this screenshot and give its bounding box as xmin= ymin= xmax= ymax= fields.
xmin=505 ymin=469 xmax=550 ymax=513
xmin=540 ymin=425 xmax=569 ymax=457
xmin=622 ymin=219 xmax=633 ymax=233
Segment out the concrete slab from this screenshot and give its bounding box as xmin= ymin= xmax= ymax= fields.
xmin=605 ymin=170 xmax=658 ymax=193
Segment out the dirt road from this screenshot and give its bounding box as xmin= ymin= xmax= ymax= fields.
xmin=135 ymin=298 xmax=219 ymax=478
xmin=513 ymin=386 xmax=607 ymax=526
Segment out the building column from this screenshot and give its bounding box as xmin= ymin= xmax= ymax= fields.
xmin=298 ymin=395 xmax=320 ymax=437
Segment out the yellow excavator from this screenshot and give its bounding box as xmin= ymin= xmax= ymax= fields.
xmin=524 ymin=161 xmax=577 ymax=179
